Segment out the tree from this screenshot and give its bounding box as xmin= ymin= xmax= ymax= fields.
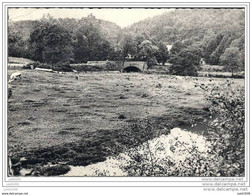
xmin=73 ymin=33 xmax=89 ymax=63
xmin=210 ymin=34 xmax=233 ymax=65
xmin=169 ymin=41 xmax=184 ymax=56
xmin=220 ymin=47 xmax=243 ymax=76
xmin=169 ymin=46 xmax=202 ymax=76
xmin=155 ymin=42 xmax=169 ymax=65
xmin=29 ymin=21 xmax=73 ymax=63
xmin=8 ymin=26 xmax=29 ymax=58
xmin=119 ymin=33 xmax=137 ymax=65
xmin=73 ymin=18 xmax=114 ymax=62
xmin=230 ymin=34 xmax=245 ymax=69
xmin=204 ymin=34 xmax=223 ymax=64
xmin=138 ymin=40 xmax=159 ymax=68
xmin=134 ymin=34 xmax=146 ymax=60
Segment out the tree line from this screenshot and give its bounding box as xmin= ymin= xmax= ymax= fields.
xmin=8 ymin=14 xmax=169 ymax=68
xmin=8 ymin=9 xmax=245 ymax=76
xmin=127 ymin=9 xmax=245 ymax=75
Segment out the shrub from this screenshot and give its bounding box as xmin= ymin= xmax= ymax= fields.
xmin=72 ymin=64 xmax=103 ymax=72
xmin=24 ymin=62 xmax=73 ymax=72
xmin=23 ymin=62 xmax=52 ymax=70
xmin=170 ymin=64 xmax=198 ymax=76
xmin=34 ymin=165 xmax=70 ymax=176
xmin=146 ymin=57 xmax=158 ymax=68
xmin=53 ymin=62 xmax=73 ymax=72
xmin=23 ymin=62 xmax=41 ymax=69
xmin=120 ymin=127 xmax=221 ymax=176
xmin=196 ymin=80 xmax=245 ymax=176
xmin=105 ymin=61 xmax=121 ymax=71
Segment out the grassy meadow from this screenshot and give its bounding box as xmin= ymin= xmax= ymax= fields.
xmin=7 ymin=69 xmax=244 ymax=174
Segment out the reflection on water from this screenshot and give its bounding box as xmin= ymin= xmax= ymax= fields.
xmin=63 ymin=127 xmax=211 ymax=176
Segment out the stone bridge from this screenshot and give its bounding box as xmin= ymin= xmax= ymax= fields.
xmin=122 ymin=61 xmax=148 ymax=72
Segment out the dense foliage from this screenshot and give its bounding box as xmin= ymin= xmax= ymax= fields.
xmin=220 ymin=47 xmax=243 ymax=75
xmin=197 ymin=80 xmax=245 ymax=176
xmin=128 ymin=9 xmax=245 ymax=69
xmin=8 ymin=9 xmax=244 ymax=74
xmin=169 ymin=46 xmax=202 ymax=76
xmin=8 ymin=25 xmax=30 ymax=58
xmin=8 ymin=14 xmax=121 ymax=65
xmin=30 ymin=21 xmax=73 ymax=63
xmin=72 ymin=15 xmax=115 ymax=63
xmin=118 ymin=32 xmax=169 ymax=68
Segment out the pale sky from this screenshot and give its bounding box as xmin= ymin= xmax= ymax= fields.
xmin=8 ymin=8 xmax=173 ymax=28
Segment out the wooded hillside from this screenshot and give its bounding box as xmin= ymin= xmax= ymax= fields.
xmin=8 ymin=9 xmax=245 ymax=72
xmin=127 ymin=9 xmax=245 ymax=65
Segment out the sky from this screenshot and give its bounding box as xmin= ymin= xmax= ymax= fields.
xmin=8 ymin=8 xmax=173 ymax=28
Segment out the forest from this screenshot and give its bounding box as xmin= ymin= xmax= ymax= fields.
xmin=8 ymin=9 xmax=245 ymax=75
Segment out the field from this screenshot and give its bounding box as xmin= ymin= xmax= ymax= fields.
xmin=7 ymin=70 xmax=244 ymax=175
xmin=8 ymin=57 xmax=34 ymax=70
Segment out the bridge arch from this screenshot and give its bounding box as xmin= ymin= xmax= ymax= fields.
xmin=123 ymin=66 xmax=141 ymax=72
xmin=122 ymin=61 xmax=148 ymax=73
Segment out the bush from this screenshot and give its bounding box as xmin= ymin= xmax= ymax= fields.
xmin=24 ymin=62 xmax=73 ymax=72
xmin=146 ymin=57 xmax=158 ymax=68
xmin=23 ymin=62 xmax=41 ymax=69
xmin=196 ymin=80 xmax=245 ymax=176
xmin=105 ymin=61 xmax=121 ymax=71
xmin=170 ymin=64 xmax=198 ymax=76
xmin=53 ymin=62 xmax=73 ymax=72
xmin=71 ymin=61 xmax=122 ymax=72
xmin=72 ymin=64 xmax=103 ymax=72
xmin=33 ymin=165 xmax=70 ymax=176
xmin=23 ymin=62 xmax=52 ymax=70
xmin=120 ymin=126 xmax=222 ymax=176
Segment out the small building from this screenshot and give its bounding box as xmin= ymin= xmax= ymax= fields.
xmin=166 ymin=45 xmax=173 ymax=56
xmin=166 ymin=45 xmax=173 ymax=52
xmin=200 ymin=58 xmax=206 ymax=66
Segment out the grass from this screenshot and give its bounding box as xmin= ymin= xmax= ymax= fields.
xmin=7 ymin=70 xmax=244 ymax=174
xmin=8 ymin=57 xmax=35 ymax=70
xmin=8 ymin=57 xmax=34 ymax=64
xmin=198 ymin=71 xmax=244 ymax=78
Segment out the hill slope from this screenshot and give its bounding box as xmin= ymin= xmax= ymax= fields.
xmin=9 ymin=16 xmax=122 ymax=46
xmin=126 ymin=9 xmax=244 ymax=44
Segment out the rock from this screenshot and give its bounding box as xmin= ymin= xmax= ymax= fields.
xmin=9 ymin=72 xmax=22 ymax=83
xmin=20 ymin=168 xmax=33 ymax=176
xmin=20 ymin=157 xmax=27 ymax=162
xmin=156 ymin=82 xmax=162 ymax=88
xmin=118 ymin=114 xmax=126 ymax=119
xmin=119 ymin=95 xmax=127 ymax=99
